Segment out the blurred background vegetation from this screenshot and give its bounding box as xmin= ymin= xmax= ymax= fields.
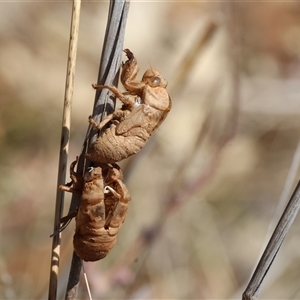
xmin=1 ymin=1 xmax=300 ymax=299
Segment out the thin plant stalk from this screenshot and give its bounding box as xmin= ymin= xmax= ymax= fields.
xmin=48 ymin=1 xmax=81 ymax=300
xmin=65 ymin=1 xmax=130 ymax=299
xmin=242 ymin=180 xmax=300 ymax=300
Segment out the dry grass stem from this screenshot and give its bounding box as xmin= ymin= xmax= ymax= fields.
xmin=82 ymin=263 xmax=92 ymax=300
xmin=49 ymin=1 xmax=81 ymax=299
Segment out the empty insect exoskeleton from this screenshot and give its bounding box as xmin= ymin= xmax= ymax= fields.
xmin=59 ymin=159 xmax=131 ymax=261
xmin=86 ymin=49 xmax=172 ymax=164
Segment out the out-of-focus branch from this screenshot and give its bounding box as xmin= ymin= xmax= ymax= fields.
xmin=65 ymin=1 xmax=130 ymax=299
xmin=242 ymin=180 xmax=300 ymax=300
xmin=170 ymin=20 xmax=218 ymax=95
xmin=123 ymin=18 xmax=219 ymax=183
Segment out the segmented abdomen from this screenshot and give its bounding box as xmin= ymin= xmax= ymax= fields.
xmin=73 ymin=201 xmax=117 ymax=261
xmin=73 ymin=231 xmax=116 ymax=262
xmin=73 ymin=180 xmax=130 ymax=262
xmin=86 ymin=125 xmax=149 ymax=164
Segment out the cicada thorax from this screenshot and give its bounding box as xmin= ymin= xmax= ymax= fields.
xmin=86 ymin=50 xmax=171 ymax=165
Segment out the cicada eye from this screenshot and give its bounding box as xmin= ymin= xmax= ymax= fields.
xmin=150 ymin=77 xmax=161 ymax=87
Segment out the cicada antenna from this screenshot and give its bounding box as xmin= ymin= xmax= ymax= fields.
xmin=148 ymin=61 xmax=155 ymax=75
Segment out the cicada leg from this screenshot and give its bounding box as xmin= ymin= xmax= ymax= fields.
xmin=88 ymin=114 xmax=114 ymax=131
xmin=59 ymin=184 xmax=81 ymax=194
xmin=103 ymin=186 xmax=120 ymax=228
xmin=121 ymin=49 xmax=145 ymax=94
xmin=59 ymin=157 xmax=83 ymax=194
xmin=104 ymin=185 xmax=130 ymax=234
xmin=92 ymin=83 xmax=137 ymax=108
xmin=89 ymin=109 xmax=130 ymax=131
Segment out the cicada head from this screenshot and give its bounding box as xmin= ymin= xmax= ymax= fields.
xmin=106 ymin=166 xmax=123 ymax=184
xmin=142 ymin=68 xmax=168 ymax=88
xmin=84 ymin=167 xmax=103 ymax=182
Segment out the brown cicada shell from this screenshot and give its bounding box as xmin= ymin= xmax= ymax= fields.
xmin=59 ymin=159 xmax=131 ymax=261
xmin=86 ymin=49 xmax=172 ymax=164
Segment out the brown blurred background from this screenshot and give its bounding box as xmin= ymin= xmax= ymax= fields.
xmin=1 ymin=1 xmax=300 ymax=299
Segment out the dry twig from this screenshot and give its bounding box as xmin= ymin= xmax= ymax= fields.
xmin=65 ymin=1 xmax=130 ymax=299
